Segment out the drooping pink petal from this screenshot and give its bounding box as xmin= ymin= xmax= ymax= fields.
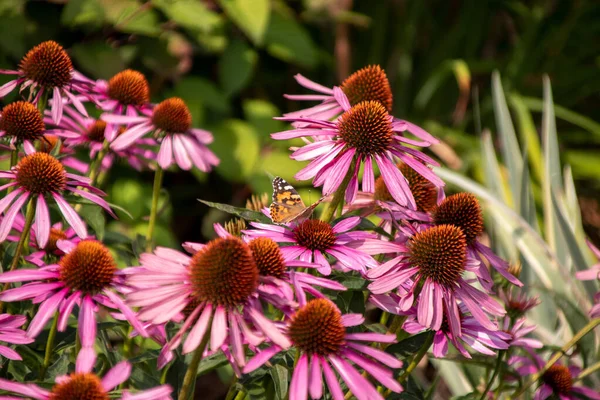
xmin=289 ymin=354 xmax=309 ymax=400
xmin=308 ymin=355 xmax=323 ymax=399
xmin=51 ymin=87 xmax=64 ymax=124
xmin=210 ymin=305 xmax=227 ymax=351
xmin=52 ymin=193 xmax=87 ymax=238
xmin=321 ymin=359 xmax=344 ymax=400
xmin=27 ymin=288 xmax=69 ymax=338
xmin=182 ymin=304 xmax=213 ymax=354
xmin=76 ymin=347 xmax=96 ymax=373
xmin=101 ymin=361 xmax=132 ymax=391
xmin=79 ymin=295 xmax=97 ymax=348
xmin=34 ymin=195 xmax=50 ymax=248
xmin=293 ymin=74 xmax=334 ymax=95
xmin=243 ymin=345 xmax=282 ymax=374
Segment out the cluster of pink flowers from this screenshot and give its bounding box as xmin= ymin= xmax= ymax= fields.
xmin=0 ymin=41 xmax=598 ymax=400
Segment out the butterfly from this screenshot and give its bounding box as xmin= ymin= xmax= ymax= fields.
xmin=269 ymin=177 xmax=325 ymax=225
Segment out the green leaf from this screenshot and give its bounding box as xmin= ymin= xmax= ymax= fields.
xmin=61 ymin=0 xmax=105 ymax=28
xmin=171 ymin=77 xmax=230 ymax=115
xmin=219 ymin=39 xmax=258 ymax=96
xmin=264 ymin=11 xmax=318 ymax=69
xmin=243 ymin=99 xmax=286 ymax=141
xmin=71 ymin=42 xmax=125 ymax=79
xmin=269 ymin=364 xmax=289 ymax=400
xmin=79 ymin=204 xmax=106 ymax=240
xmin=152 ymin=0 xmax=222 ymax=32
xmin=100 ymin=0 xmax=161 ymax=36
xmin=551 ymin=292 xmax=595 ymax=367
xmin=212 ymin=119 xmax=260 ymax=181
xmin=46 ymin=353 xmax=71 ymax=381
xmin=386 ymin=332 xmax=430 ymax=358
xmin=218 ymin=0 xmax=271 ymax=45
xmin=198 ymin=199 xmax=271 ymax=224
xmin=491 ymin=71 xmax=523 ymax=207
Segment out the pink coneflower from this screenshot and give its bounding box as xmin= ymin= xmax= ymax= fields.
xmin=244 ymin=216 xmax=402 ymax=275
xmin=0 ymin=101 xmax=46 ymax=150
xmin=48 ymin=105 xmax=156 ymax=171
xmin=7 ymin=216 xmax=81 ymax=266
xmin=403 ymin=306 xmax=510 ymax=359
xmin=102 ymin=97 xmax=218 ymax=171
xmin=431 ymin=193 xmax=523 ymax=289
xmin=126 ymin=237 xmax=292 ymax=368
xmin=576 ymin=240 xmax=600 ymax=318
xmin=0 ymin=352 xmax=172 ymax=399
xmin=0 ymin=150 xmax=114 ymax=247
xmin=244 ymin=298 xmax=403 ymax=400
xmin=273 ymin=90 xmax=443 ymax=207
xmin=498 ymin=287 xmax=540 ymax=317
xmin=90 ymin=69 xmax=152 ymax=141
xmin=0 ymin=240 xmax=148 ymax=348
xmin=509 ymin=354 xmax=600 ymax=400
xmin=0 ymin=314 xmax=34 ymax=361
xmin=368 ymin=224 xmax=506 ymax=335
xmin=502 ymin=317 xmax=542 ymax=350
xmin=0 ymin=41 xmax=90 ymax=124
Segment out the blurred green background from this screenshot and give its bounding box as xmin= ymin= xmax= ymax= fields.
xmin=1 ymin=0 xmax=598 ymax=247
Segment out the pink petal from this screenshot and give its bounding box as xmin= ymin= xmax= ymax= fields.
xmin=51 ymin=87 xmax=63 ymax=124
xmin=76 ymin=347 xmax=96 ymax=373
xmin=27 ymin=288 xmax=68 ymax=338
xmin=157 ymin=135 xmax=173 ymax=169
xmin=308 ymin=355 xmax=323 ymax=399
xmin=294 ymin=74 xmax=334 ymax=94
xmin=52 ymin=193 xmax=87 ymax=238
xmin=34 ymin=195 xmax=50 ymax=248
xmin=79 ymin=295 xmax=96 ymax=347
xmin=289 ymin=354 xmax=308 ymax=400
xmin=101 ymin=361 xmax=132 ymax=391
xmin=182 ymin=304 xmax=212 ymax=354
xmin=210 ymin=305 xmax=227 ymax=350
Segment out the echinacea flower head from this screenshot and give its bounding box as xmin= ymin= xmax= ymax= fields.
xmin=0 ymin=314 xmax=34 ymax=361
xmin=244 ymin=298 xmax=403 ymax=400
xmin=509 ymin=354 xmax=600 ymax=400
xmin=502 ymin=317 xmax=542 ymax=350
xmin=403 ymin=306 xmax=510 ymax=359
xmin=431 ymin=193 xmax=522 ymax=289
xmin=0 ymin=352 xmax=172 ymax=400
xmin=0 ymin=240 xmax=147 ymax=348
xmin=0 ymin=41 xmax=91 ymax=124
xmin=245 ymin=216 xmax=401 ymax=275
xmin=126 ymin=237 xmax=292 ymax=368
xmin=103 ymin=97 xmax=219 ymax=171
xmin=0 ymin=101 xmax=45 ymax=149
xmin=50 ymin=106 xmax=156 ymax=171
xmin=0 ymin=150 xmax=114 ymax=247
xmin=576 ymin=240 xmax=600 ymax=318
xmin=92 ymin=69 xmax=152 ymax=141
xmin=285 ymin=65 xmax=393 ymax=122
xmin=368 ymin=224 xmax=506 ymax=336
xmin=498 ymin=287 xmax=540 ymax=318
xmin=274 ymin=90 xmax=443 ymax=207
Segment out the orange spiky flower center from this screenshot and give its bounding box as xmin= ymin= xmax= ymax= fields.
xmin=293 ymin=220 xmax=336 ymax=252
xmin=0 ymin=101 xmax=45 ymax=142
xmin=15 ymin=152 xmax=67 ymax=194
xmin=249 ymin=237 xmax=287 ymax=279
xmin=58 ymin=240 xmax=117 ymax=295
xmin=542 ymin=365 xmax=573 ymax=395
xmin=337 ymin=101 xmax=393 ymax=157
xmin=44 ymin=228 xmax=68 ymax=253
xmin=107 ymin=69 xmax=150 ymax=106
xmin=432 ymin=193 xmax=484 ymax=245
xmin=288 ymin=298 xmax=346 ymax=356
xmin=151 ymin=97 xmax=192 ymax=134
xmin=19 ymin=41 xmax=73 ymax=89
xmin=86 ymin=120 xmax=106 ymax=143
xmin=49 ymin=372 xmax=109 ymax=400
xmin=374 ymin=163 xmax=437 ymax=212
xmin=189 ymin=237 xmax=259 ymax=307
xmin=409 ymin=225 xmax=467 ymax=286
xmin=340 ymin=65 xmax=393 ymax=112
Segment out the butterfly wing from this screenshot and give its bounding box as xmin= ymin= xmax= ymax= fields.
xmin=269 ymin=177 xmax=307 ymax=224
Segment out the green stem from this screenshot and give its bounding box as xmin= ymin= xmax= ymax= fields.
xmin=40 ymin=311 xmax=59 ymax=380
xmin=146 ymin=167 xmax=164 ymax=252
xmin=160 ymin=362 xmax=171 ymax=385
xmin=37 ymin=91 xmax=49 ymax=114
xmin=233 ymin=392 xmax=245 ymax=400
xmin=0 ymin=198 xmax=36 ymax=311
xmin=319 ymin=161 xmax=355 ymax=223
xmin=397 ymin=331 xmax=434 ymax=384
xmin=224 ymin=378 xmax=239 ymax=400
xmin=178 ymin=314 xmax=212 ymax=400
xmin=513 ymin=317 xmax=600 ymax=397
xmin=479 ymin=350 xmax=505 ymax=400
xmin=9 ymin=149 xmax=18 ymax=168
xmin=576 ymin=360 xmax=600 ymax=382
xmin=89 ymin=141 xmax=110 ymax=187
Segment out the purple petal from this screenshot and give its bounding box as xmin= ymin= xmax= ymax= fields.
xmin=34 ymin=195 xmax=50 ymax=248
xmin=243 ymin=345 xmax=282 ymax=374
xmin=323 ymin=150 xmax=355 ymax=195
xmin=375 ymin=155 xmax=415 ymax=209
xmin=157 ymin=135 xmax=173 ymax=169
xmin=182 ymin=304 xmax=212 ymax=354
xmin=79 ymin=295 xmax=96 ymax=348
xmin=0 ymin=79 xmax=19 ymax=97
xmin=51 ymin=87 xmax=63 ymax=124
xmin=321 ymin=359 xmax=344 ymax=400
xmin=27 ymin=288 xmax=68 ymax=338
xmin=294 ymin=74 xmax=334 ymax=94
xmin=210 ymin=305 xmax=227 ymax=350
xmin=308 ymin=355 xmax=323 ymax=399
xmin=332 ymin=87 xmax=351 ymax=111
xmin=0 ymin=192 xmax=30 ymax=242
xmin=76 ymin=347 xmax=96 ymax=373
xmin=110 ymin=122 xmax=154 ymax=151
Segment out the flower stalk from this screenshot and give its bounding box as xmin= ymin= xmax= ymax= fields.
xmin=146 ymin=166 xmax=164 ymax=251
xmin=40 ymin=311 xmax=59 ymax=380
xmin=479 ymin=350 xmax=505 ymax=400
xmin=178 ymin=314 xmax=213 ymax=400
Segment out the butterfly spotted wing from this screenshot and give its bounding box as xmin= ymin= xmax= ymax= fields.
xmin=269 ymin=177 xmax=324 ymax=224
